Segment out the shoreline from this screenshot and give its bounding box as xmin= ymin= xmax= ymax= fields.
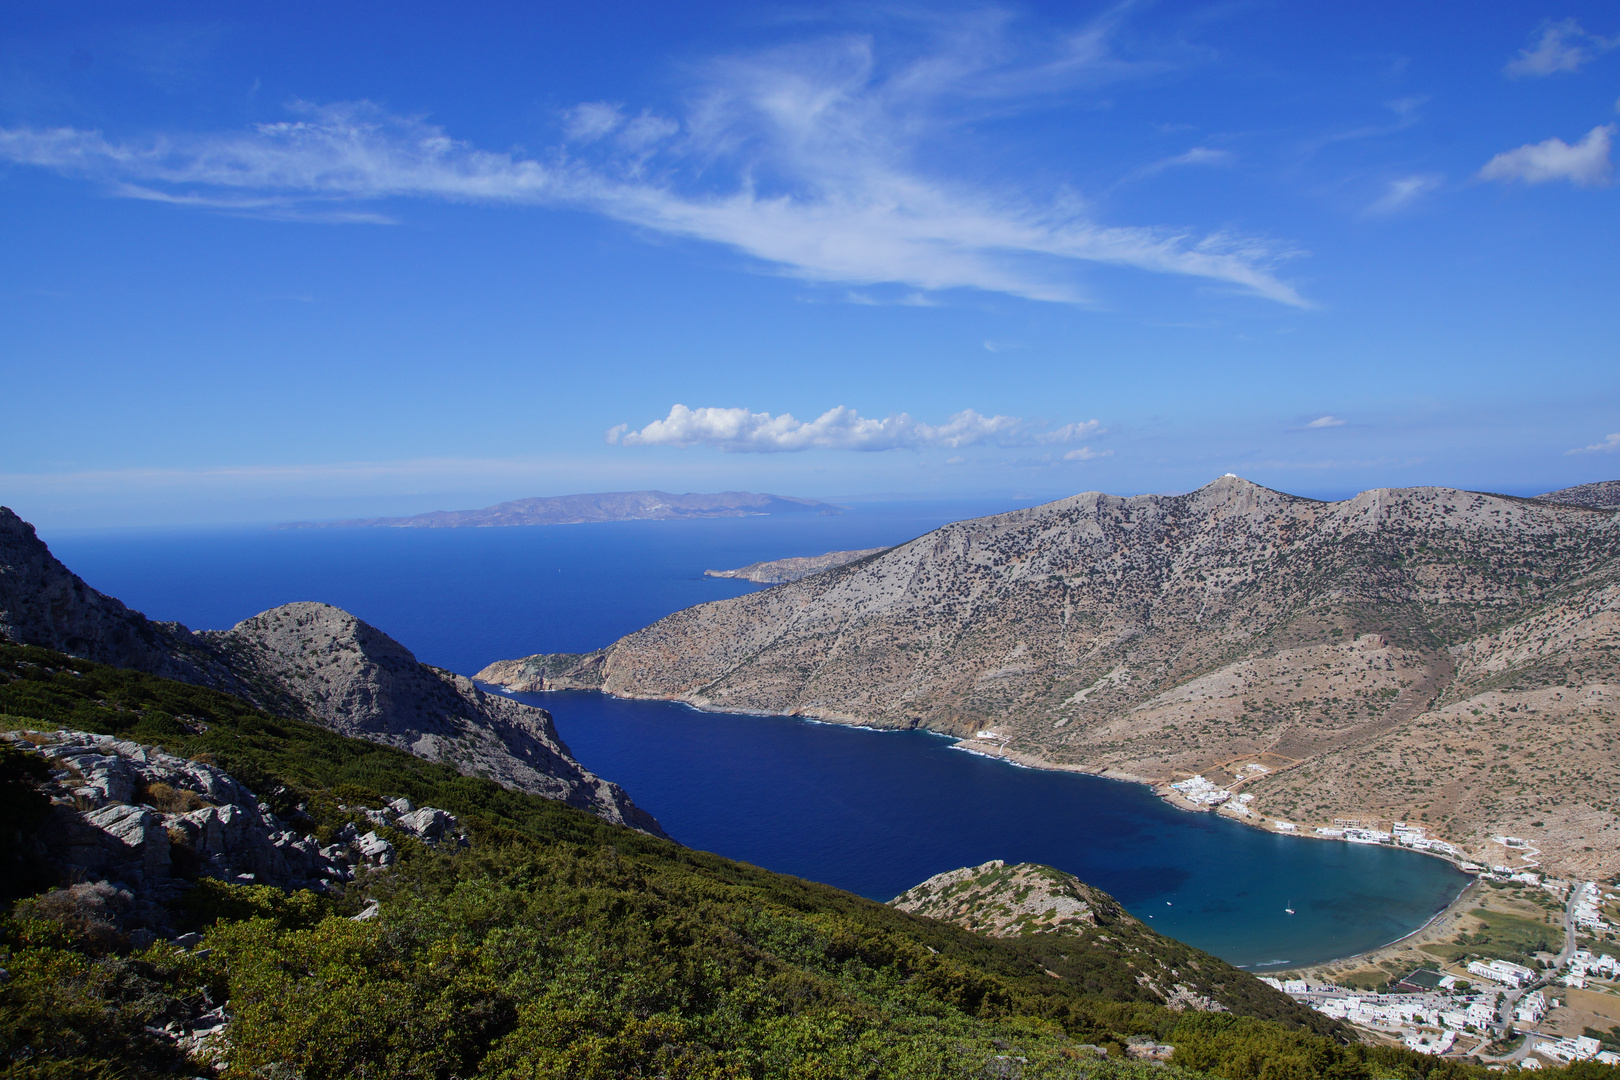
xmin=1273 ymin=877 xmax=1486 ymax=981
xmin=490 ymin=681 xmax=1484 ymax=971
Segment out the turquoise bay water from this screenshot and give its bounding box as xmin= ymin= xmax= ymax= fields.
xmin=47 ymin=505 xmax=1468 ymax=968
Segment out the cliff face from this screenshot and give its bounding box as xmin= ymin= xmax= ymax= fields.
xmin=0 ymin=507 xmax=663 ymax=837
xmin=480 ymin=477 xmax=1620 ymax=875
xmin=892 ymin=860 xmax=1321 ymax=1020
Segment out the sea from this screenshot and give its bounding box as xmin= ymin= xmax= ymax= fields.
xmin=47 ymin=500 xmax=1469 ymax=970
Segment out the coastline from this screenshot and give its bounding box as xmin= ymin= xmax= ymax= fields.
xmin=1272 ymin=878 xmax=1485 ymax=981
xmin=491 ymin=681 xmax=1484 ymax=971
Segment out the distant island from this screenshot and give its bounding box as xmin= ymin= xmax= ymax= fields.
xmin=278 ymin=489 xmax=843 ymax=529
xmin=705 ymin=547 xmax=888 ymax=584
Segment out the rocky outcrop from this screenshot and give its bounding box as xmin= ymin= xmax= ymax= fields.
xmin=481 ymin=476 xmax=1620 ymax=875
xmin=199 ymin=602 xmax=662 ymax=835
xmin=892 ymin=860 xmax=1305 ymax=1018
xmin=0 ymin=506 xmax=663 ymax=837
xmin=3 ymin=728 xmax=465 ymax=907
xmin=282 ymin=489 xmax=841 ymax=528
xmin=704 ymin=547 xmax=888 ymax=584
xmin=892 ymin=860 xmax=1115 ymax=937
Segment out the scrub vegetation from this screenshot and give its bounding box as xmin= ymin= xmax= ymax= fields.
xmin=0 ymin=641 xmax=1611 ymax=1079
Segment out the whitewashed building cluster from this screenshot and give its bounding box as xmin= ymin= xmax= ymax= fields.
xmin=1533 ymin=1035 xmax=1619 ymax=1065
xmin=1170 ymin=774 xmax=1232 ymax=807
xmin=1466 ymin=958 xmax=1535 ymax=988
xmin=1390 ymin=821 xmax=1461 ymax=857
xmin=1404 ymin=1030 xmax=1457 ymax=1055
xmin=1573 ymin=882 xmax=1611 ymax=932
xmin=1262 ymin=978 xmax=1497 ymax=1039
xmin=1515 ymin=990 xmax=1548 ymax=1024
xmin=1561 ymin=948 xmax=1618 ymax=988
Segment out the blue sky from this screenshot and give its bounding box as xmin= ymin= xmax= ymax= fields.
xmin=3 ymin=0 xmax=1618 ymax=527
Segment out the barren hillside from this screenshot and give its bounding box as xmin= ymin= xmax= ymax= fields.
xmin=480 ymin=476 xmax=1620 ymax=876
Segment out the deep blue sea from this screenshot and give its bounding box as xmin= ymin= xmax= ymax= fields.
xmin=46 ymin=501 xmax=1469 ymax=969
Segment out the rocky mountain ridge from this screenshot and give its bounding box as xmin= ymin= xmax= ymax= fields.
xmin=281 ymin=489 xmax=841 ymax=528
xmin=479 ymin=476 xmax=1620 ymax=876
xmin=0 ymin=506 xmax=662 ymax=836
xmin=1539 ymin=479 xmax=1620 ymax=511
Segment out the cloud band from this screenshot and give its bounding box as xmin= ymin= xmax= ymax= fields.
xmin=607 ymin=404 xmax=1103 ymax=453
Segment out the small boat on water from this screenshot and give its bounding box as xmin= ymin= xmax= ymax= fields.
xmin=1285 ymin=906 xmax=1296 ymax=915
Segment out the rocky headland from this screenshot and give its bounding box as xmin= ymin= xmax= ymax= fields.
xmin=0 ymin=506 xmax=662 ymax=836
xmin=892 ymin=859 xmax=1310 ymax=1017
xmin=281 ymin=489 xmax=841 ymax=529
xmin=479 ymin=476 xmax=1620 ymax=877
xmin=704 ymin=547 xmax=888 ymax=584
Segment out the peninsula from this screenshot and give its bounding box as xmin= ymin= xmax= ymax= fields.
xmin=279 ymin=489 xmax=842 ymax=528
xmin=704 ymin=547 xmax=887 ymax=584
xmin=478 ymin=476 xmax=1620 ymax=880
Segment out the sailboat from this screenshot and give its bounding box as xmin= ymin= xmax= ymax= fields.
xmin=1284 ymin=904 xmax=1296 ymax=915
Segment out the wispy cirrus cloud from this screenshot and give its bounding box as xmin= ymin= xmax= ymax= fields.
xmin=1305 ymin=415 xmax=1346 ymax=428
xmin=1479 ymin=124 xmax=1614 ymax=187
xmin=1366 ymin=174 xmax=1443 ymax=215
xmin=1568 ymin=432 xmax=1620 ymax=454
xmin=1505 ymin=19 xmax=1615 ymax=77
xmin=1118 ymin=146 xmax=1235 ymax=184
xmin=605 ymin=404 xmax=1102 ymax=453
xmin=0 ymin=12 xmax=1310 ymax=307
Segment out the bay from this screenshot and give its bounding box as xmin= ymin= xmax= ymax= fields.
xmin=505 ymin=689 xmax=1465 ymax=969
xmin=45 ymin=503 xmax=1469 ymax=969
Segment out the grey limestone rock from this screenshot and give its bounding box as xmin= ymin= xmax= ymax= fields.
xmin=199 ymin=601 xmax=664 ymax=836
xmin=3 ymin=728 xmax=466 ymax=900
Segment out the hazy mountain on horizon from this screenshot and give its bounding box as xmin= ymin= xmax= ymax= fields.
xmin=277 ymin=489 xmax=844 ymax=529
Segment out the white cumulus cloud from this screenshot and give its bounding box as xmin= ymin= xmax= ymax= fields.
xmin=0 ymin=12 xmax=1310 ymax=308
xmin=1505 ymin=19 xmax=1613 ymax=77
xmin=1568 ymin=432 xmax=1620 ymax=454
xmin=1479 ymin=124 xmax=1615 ymax=187
xmin=606 ymin=404 xmax=1101 ymax=453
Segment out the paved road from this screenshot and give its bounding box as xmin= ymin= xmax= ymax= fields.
xmin=1481 ymin=882 xmax=1582 ymax=1063
xmin=1556 ymin=883 xmax=1583 ymax=967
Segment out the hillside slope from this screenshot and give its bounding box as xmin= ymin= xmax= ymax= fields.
xmin=893 ymin=861 xmax=1302 ymax=1016
xmin=1540 ymin=480 xmax=1620 ymax=510
xmin=480 ymin=477 xmax=1620 ymax=876
xmin=0 ymin=507 xmax=660 ymax=835
xmin=3 ymin=641 xmax=1431 ymax=1080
